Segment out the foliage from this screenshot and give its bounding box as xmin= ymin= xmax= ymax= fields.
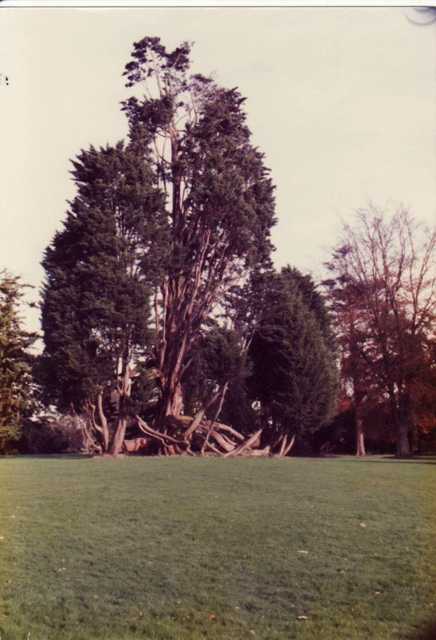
xmin=0 ymin=271 xmax=37 ymax=453
xmin=323 ymin=255 xmax=381 ymax=456
xmin=122 ymin=36 xmax=276 ymax=419
xmin=325 ymin=206 xmax=436 ymax=456
xmin=39 ymin=36 xmax=277 ymax=449
xmin=38 ymin=142 xmax=166 ymax=452
xmin=183 ymin=325 xmax=256 ymax=434
xmin=24 ymin=415 xmax=87 ymax=454
xmin=248 ymin=267 xmax=338 ymax=447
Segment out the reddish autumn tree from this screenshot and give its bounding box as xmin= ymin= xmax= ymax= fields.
xmin=324 ymin=255 xmax=385 ymax=456
xmin=326 ymin=206 xmax=436 ymax=456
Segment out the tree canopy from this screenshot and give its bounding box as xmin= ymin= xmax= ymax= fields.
xmin=248 ymin=267 xmax=338 ymax=453
xmin=325 ymin=206 xmax=436 ymax=456
xmin=0 ymin=271 xmax=36 ymax=453
xmin=39 ymin=141 xmax=166 ymax=453
xmin=122 ymin=37 xmax=276 ymax=421
xmin=38 ymin=36 xmax=277 ymax=456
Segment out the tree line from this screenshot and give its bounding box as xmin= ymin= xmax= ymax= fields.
xmin=1 ymin=37 xmax=435 ymax=457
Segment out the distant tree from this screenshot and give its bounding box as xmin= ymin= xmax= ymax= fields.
xmin=326 ymin=206 xmax=436 ymax=456
xmin=282 ymin=266 xmax=336 ymax=352
xmin=406 ymin=334 xmax=436 ymax=451
xmin=39 ymin=142 xmax=166 ymax=455
xmin=122 ymin=37 xmax=276 ymax=427
xmin=0 ymin=271 xmax=36 ymax=453
xmin=323 ymin=259 xmax=379 ymax=456
xmin=248 ymin=267 xmax=338 ymax=455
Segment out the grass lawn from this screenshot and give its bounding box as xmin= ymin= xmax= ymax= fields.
xmin=0 ymin=456 xmax=435 ymax=640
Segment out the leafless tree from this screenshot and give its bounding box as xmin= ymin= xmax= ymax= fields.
xmin=327 ymin=205 xmax=435 ymax=456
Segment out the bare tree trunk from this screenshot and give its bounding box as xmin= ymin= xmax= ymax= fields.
xmin=396 ymin=392 xmax=411 ymax=457
xmin=170 ymin=382 xmax=184 ymax=417
xmin=159 ymin=329 xmax=187 ymax=420
xmin=78 ymin=414 xmax=102 ymax=455
xmin=278 ymin=434 xmax=288 ymax=457
xmin=355 ymin=413 xmax=366 ymax=457
xmin=409 ymin=422 xmax=419 ymax=455
xmin=110 ymin=418 xmax=127 ymax=456
xmin=159 ymin=378 xmax=184 ymax=420
xmin=109 ymin=362 xmax=133 ymax=456
xmin=283 ymin=434 xmax=296 ymax=456
xmin=97 ymin=390 xmax=110 ymax=452
xmin=396 ymin=420 xmax=411 ymax=457
xmin=274 ymin=433 xmax=296 ymax=457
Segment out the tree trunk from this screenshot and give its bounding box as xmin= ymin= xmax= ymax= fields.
xmin=409 ymin=422 xmax=419 ymax=455
xmin=355 ymin=414 xmax=366 ymax=457
xmin=109 ymin=418 xmax=127 ymax=456
xmin=273 ymin=433 xmax=296 ymax=457
xmin=396 ymin=392 xmax=411 ymax=457
xmin=161 ymin=379 xmax=184 ymax=419
xmin=97 ymin=390 xmax=110 ymax=452
xmin=283 ymin=434 xmax=296 ymax=456
xmin=109 ymin=361 xmax=132 ymax=456
xmin=396 ymin=420 xmax=410 ymax=457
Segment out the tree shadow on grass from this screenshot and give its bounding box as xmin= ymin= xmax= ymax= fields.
xmin=302 ymin=454 xmax=436 ymax=466
xmin=361 ymin=455 xmax=436 ymax=466
xmin=410 ymin=620 xmax=436 ymax=639
xmin=0 ymin=454 xmax=94 ymax=461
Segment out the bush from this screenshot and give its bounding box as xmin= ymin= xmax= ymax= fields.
xmin=24 ymin=415 xmax=87 ymax=454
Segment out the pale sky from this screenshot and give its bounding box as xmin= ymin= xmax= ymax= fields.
xmin=1 ymin=7 xmax=435 ymax=332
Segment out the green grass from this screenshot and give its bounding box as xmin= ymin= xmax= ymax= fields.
xmin=0 ymin=456 xmax=435 ymax=640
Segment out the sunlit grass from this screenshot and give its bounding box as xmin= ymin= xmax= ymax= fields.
xmin=0 ymin=455 xmax=435 ymax=639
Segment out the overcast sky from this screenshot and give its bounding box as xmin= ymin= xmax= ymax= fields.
xmin=1 ymin=7 xmax=435 ymax=332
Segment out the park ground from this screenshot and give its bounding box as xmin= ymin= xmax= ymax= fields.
xmin=0 ymin=455 xmax=435 ymax=640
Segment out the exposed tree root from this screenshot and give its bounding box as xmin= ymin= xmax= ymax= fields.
xmin=134 ymin=415 xmax=294 ymax=458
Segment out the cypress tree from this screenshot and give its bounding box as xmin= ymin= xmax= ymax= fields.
xmin=39 ymin=141 xmax=167 ymax=454
xmin=0 ymin=271 xmax=36 ymax=453
xmin=248 ymin=267 xmax=338 ymax=454
xmin=122 ymin=37 xmax=276 ymax=424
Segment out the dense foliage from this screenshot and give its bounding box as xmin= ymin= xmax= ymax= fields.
xmin=325 ymin=207 xmax=436 ymax=456
xmin=122 ymin=37 xmax=276 ymax=420
xmin=38 ymin=36 xmax=277 ymax=455
xmin=38 ymin=142 xmax=166 ymax=452
xmin=28 ymin=37 xmax=436 ymax=458
xmin=248 ymin=267 xmax=338 ymax=449
xmin=0 ymin=271 xmax=36 ymax=453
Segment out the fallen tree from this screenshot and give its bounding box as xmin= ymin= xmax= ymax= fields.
xmin=135 ymin=414 xmax=293 ymax=458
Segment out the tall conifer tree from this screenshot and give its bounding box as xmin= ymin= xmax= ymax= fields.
xmin=0 ymin=271 xmax=36 ymax=453
xmin=248 ymin=267 xmax=338 ymax=454
xmin=122 ymin=37 xmax=276 ymax=424
xmin=39 ymin=142 xmax=166 ymax=453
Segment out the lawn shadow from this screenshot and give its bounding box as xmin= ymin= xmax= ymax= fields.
xmin=362 ymin=455 xmax=436 ymax=466
xmin=0 ymin=453 xmax=94 ymax=461
xmin=410 ymin=619 xmax=436 ymax=639
xmin=303 ymin=454 xmax=436 ymax=466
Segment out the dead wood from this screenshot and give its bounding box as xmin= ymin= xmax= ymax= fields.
xmin=123 ymin=437 xmax=150 ymax=454
xmin=283 ymin=434 xmax=296 ymax=456
xmin=223 ymin=429 xmax=263 ymax=458
xmin=273 ymin=433 xmax=296 ymax=457
xmin=132 ymin=412 xmax=295 ymax=458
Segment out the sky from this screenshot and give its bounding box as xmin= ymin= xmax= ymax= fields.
xmin=0 ymin=6 xmax=435 ymax=333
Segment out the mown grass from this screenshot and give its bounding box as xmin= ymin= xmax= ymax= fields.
xmin=0 ymin=455 xmax=435 ymax=640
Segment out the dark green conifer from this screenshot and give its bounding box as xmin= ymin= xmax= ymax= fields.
xmin=248 ymin=267 xmax=338 ymax=453
xmin=39 ymin=142 xmax=167 ymax=453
